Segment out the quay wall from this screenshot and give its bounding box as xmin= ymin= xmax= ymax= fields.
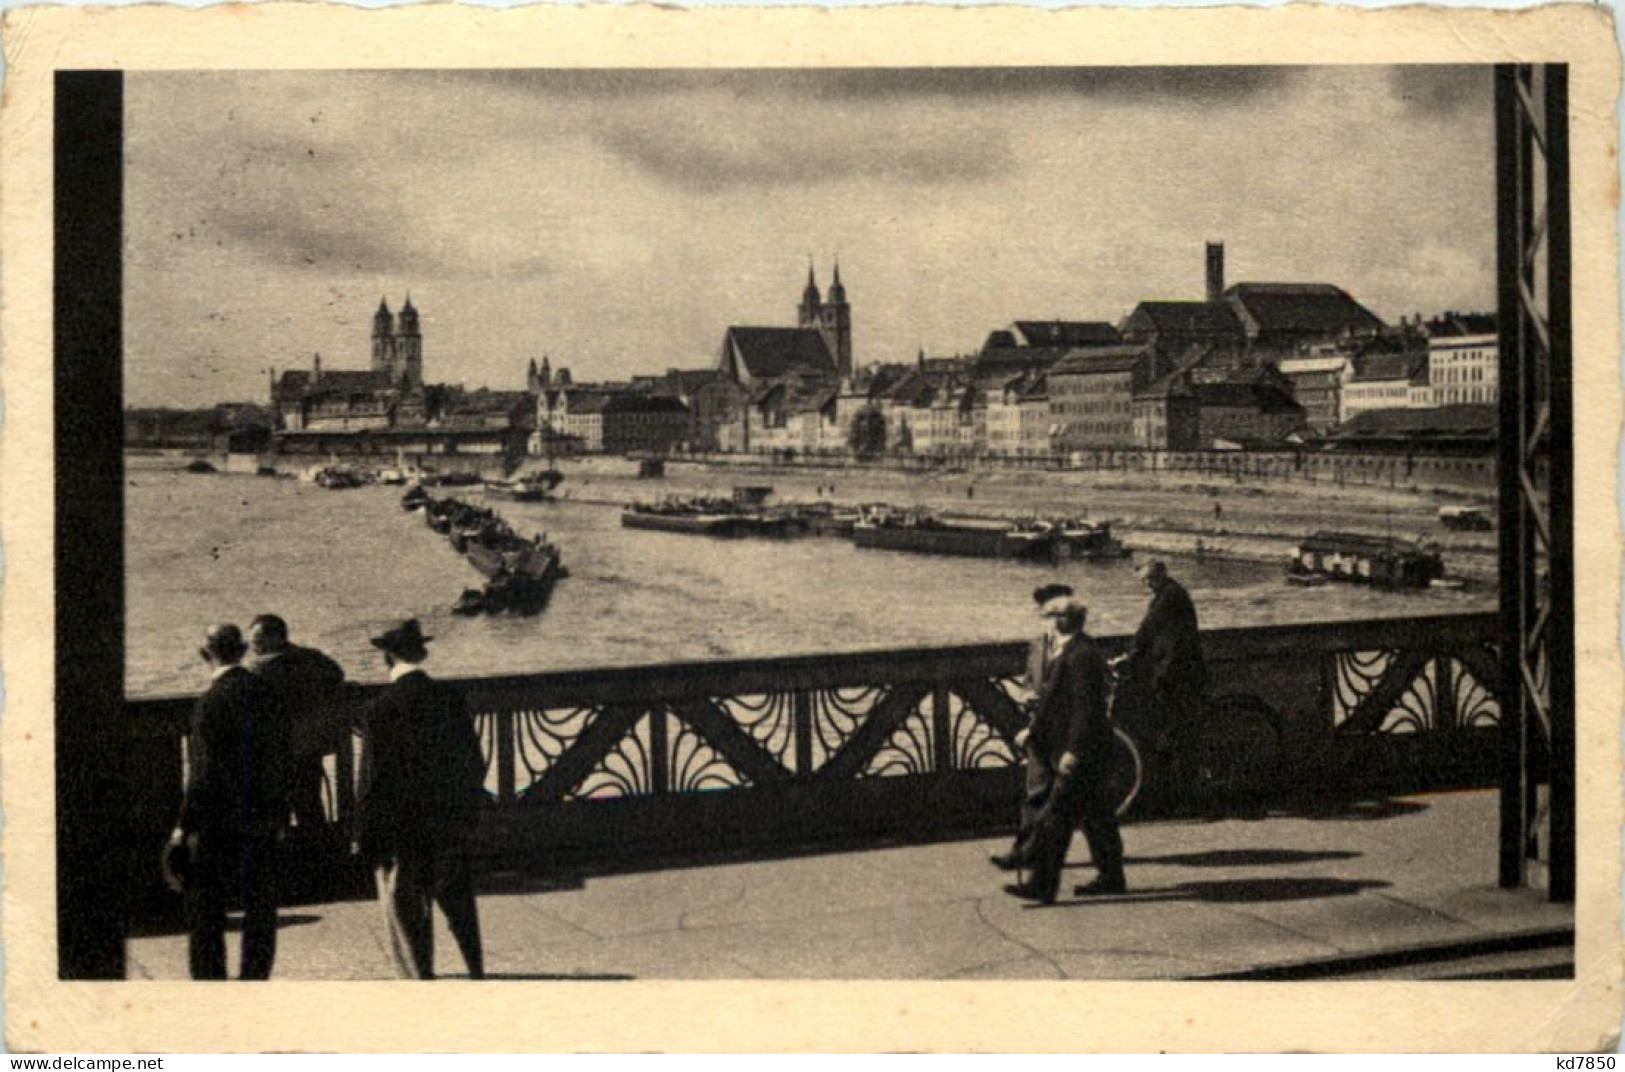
xmin=667 ymin=447 xmax=1497 ymax=497
xmin=118 ymin=613 xmax=1505 ymax=910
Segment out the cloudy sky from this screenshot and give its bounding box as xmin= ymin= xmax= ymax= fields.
xmin=124 ymin=66 xmax=1493 ymax=406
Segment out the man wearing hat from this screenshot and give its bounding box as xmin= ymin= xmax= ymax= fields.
xmin=1003 ymin=593 xmax=1126 ymax=904
xmin=1115 ymin=560 xmax=1208 ymax=787
xmin=356 ymin=619 xmax=486 ymax=980
xmin=248 ymin=614 xmax=346 ymax=832
xmin=990 ymin=582 xmax=1074 ymax=873
xmin=167 ymin=623 xmax=288 ymax=980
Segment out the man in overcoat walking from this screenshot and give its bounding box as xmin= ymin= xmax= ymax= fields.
xmin=167 ymin=623 xmax=288 ymax=980
xmin=990 ymin=583 xmax=1074 ymax=873
xmin=1003 ymin=595 xmax=1125 ymax=904
xmin=356 ymin=618 xmax=486 ymax=980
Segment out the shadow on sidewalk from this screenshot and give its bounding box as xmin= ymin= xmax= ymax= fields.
xmin=1118 ymin=849 xmax=1363 ymax=868
xmin=480 ymin=972 xmax=635 ymax=981
xmin=1030 ymin=875 xmax=1390 ymax=909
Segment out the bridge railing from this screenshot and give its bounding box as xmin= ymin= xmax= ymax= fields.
xmin=121 ymin=612 xmax=1502 ymax=884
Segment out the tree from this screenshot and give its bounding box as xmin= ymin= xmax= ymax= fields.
xmin=847 ymin=404 xmax=888 ymax=459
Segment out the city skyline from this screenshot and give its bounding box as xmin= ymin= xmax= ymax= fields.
xmin=124 ymin=65 xmax=1495 ymax=407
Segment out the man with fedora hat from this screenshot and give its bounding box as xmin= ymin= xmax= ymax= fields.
xmin=356 ymin=618 xmax=486 ymax=980
xmin=990 ymin=582 xmax=1075 ymax=873
xmin=1003 ymin=593 xmax=1126 ymax=904
xmin=167 ymin=622 xmax=288 ymax=980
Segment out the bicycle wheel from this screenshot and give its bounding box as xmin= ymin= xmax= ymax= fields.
xmin=1179 ymin=695 xmax=1282 ymax=811
xmin=1104 ymin=726 xmax=1144 ymax=818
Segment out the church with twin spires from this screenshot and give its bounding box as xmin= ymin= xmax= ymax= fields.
xmin=716 ymin=260 xmax=853 ymax=388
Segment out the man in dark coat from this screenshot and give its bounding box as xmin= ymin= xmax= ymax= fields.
xmin=1003 ymin=596 xmax=1125 ymax=904
xmin=166 ymin=623 xmax=288 ymax=980
xmin=249 ymin=614 xmax=346 ymax=831
xmin=356 ymin=618 xmax=485 ymax=980
xmin=990 ymin=583 xmax=1074 ymax=873
xmin=1117 ymin=560 xmax=1209 ymax=756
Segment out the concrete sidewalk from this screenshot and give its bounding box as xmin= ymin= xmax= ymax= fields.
xmin=126 ymin=788 xmax=1572 ymax=980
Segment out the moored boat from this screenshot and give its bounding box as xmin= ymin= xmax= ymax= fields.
xmin=1055 ymin=519 xmax=1131 ymax=561
xmin=1287 ymin=530 xmax=1445 ymax=589
xmin=484 ymin=469 xmax=565 ymax=502
xmin=851 ymin=509 xmax=1063 ymax=560
xmin=621 ymin=503 xmax=745 ymax=536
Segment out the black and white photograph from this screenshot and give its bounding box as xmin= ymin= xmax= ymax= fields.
xmin=9 ymin=2 xmax=1620 ymax=1053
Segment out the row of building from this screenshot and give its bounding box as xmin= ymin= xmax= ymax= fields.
xmin=267 ymin=245 xmax=1497 ymax=461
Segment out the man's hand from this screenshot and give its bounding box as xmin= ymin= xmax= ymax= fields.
xmin=1108 ymin=653 xmax=1129 ymax=669
xmin=1057 ymin=752 xmax=1079 ymax=777
xmin=1013 ymin=728 xmax=1030 ymax=749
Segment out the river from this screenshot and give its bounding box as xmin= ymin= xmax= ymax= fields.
xmin=125 ymin=457 xmax=1494 ymax=697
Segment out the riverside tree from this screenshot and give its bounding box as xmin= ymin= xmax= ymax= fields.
xmin=848 ymin=404 xmax=888 ymax=460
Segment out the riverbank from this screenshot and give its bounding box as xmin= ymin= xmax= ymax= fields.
xmin=142 ymin=450 xmax=1499 ymax=578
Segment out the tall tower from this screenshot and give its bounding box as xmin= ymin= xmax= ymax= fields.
xmin=371 ymin=298 xmax=396 ymax=375
xmin=819 ymin=259 xmax=852 ymax=379
xmin=797 ymin=260 xmax=822 ymax=330
xmin=1205 ymin=242 xmax=1225 ymax=304
xmin=396 ymin=294 xmax=422 ymax=389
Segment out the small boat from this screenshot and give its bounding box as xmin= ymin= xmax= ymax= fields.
xmin=438 ymin=471 xmax=482 ymax=487
xmin=1287 ymin=531 xmax=1445 ymax=589
xmin=464 ymin=539 xmax=564 ymax=614
xmin=1438 ymin=505 xmax=1493 ymax=532
xmin=185 ymin=459 xmax=217 ymax=474
xmin=401 ymin=484 xmax=430 ymax=511
xmin=483 ymin=470 xmax=565 ymax=502
xmin=1054 ymin=519 xmax=1131 ymax=561
xmin=637 ymin=458 xmax=666 ymax=479
xmin=314 ymin=466 xmax=366 ymax=489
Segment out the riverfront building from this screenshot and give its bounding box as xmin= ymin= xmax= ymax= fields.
xmin=1425 ymin=313 xmax=1499 ymax=407
xmin=271 ymin=296 xmax=534 ymax=458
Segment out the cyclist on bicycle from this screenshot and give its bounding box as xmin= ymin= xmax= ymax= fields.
xmin=1112 ymin=560 xmax=1209 ymax=792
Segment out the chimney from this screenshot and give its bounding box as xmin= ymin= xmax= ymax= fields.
xmin=312 ymin=353 xmax=322 ymax=381
xmin=1205 ymin=242 xmax=1225 ymax=304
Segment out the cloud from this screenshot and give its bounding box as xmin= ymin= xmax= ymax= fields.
xmin=421 ymin=66 xmax=1298 ymax=103
xmin=1389 ymin=65 xmax=1490 ymax=117
xmin=593 ymin=110 xmax=1010 ymax=191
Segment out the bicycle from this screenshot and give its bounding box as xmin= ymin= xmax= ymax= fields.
xmin=1100 ymin=661 xmax=1284 ymax=818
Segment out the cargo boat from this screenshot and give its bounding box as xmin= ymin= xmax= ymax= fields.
xmin=851 ymin=510 xmax=1063 ymax=560
xmin=620 ymin=486 xmax=805 ymax=538
xmin=1287 ymin=530 xmax=1445 ymax=589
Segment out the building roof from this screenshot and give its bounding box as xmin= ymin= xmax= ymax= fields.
xmin=449 ymin=389 xmax=531 ymax=415
xmin=564 ymin=393 xmax=610 ymax=415
xmin=1192 ymin=381 xmax=1304 ymax=414
xmin=1225 ymin=283 xmax=1385 ymax=337
xmin=275 ymin=368 xmax=397 ymax=401
xmin=1425 ymin=312 xmax=1498 ymax=339
xmin=603 ymin=394 xmax=690 ymax=415
xmin=1333 ymin=404 xmax=1497 ymax=440
xmin=1011 ymin=321 xmax=1122 ymax=348
xmin=722 ymin=327 xmax=834 ymax=380
xmin=1277 ymin=356 xmax=1351 ymax=376
xmin=1124 ymin=300 xmax=1244 ymax=337
xmin=1049 ymin=345 xmax=1151 ymax=377
xmin=973 ymin=343 xmax=1075 ymax=378
xmin=1352 ymin=352 xmax=1426 ymax=383
xmin=653 ymin=368 xmax=721 ymax=397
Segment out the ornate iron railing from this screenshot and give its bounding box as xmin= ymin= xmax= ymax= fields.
xmin=123 ymin=612 xmax=1502 ymax=879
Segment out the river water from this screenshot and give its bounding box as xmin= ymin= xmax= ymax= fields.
xmin=125 ymin=458 xmax=1494 ymax=698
